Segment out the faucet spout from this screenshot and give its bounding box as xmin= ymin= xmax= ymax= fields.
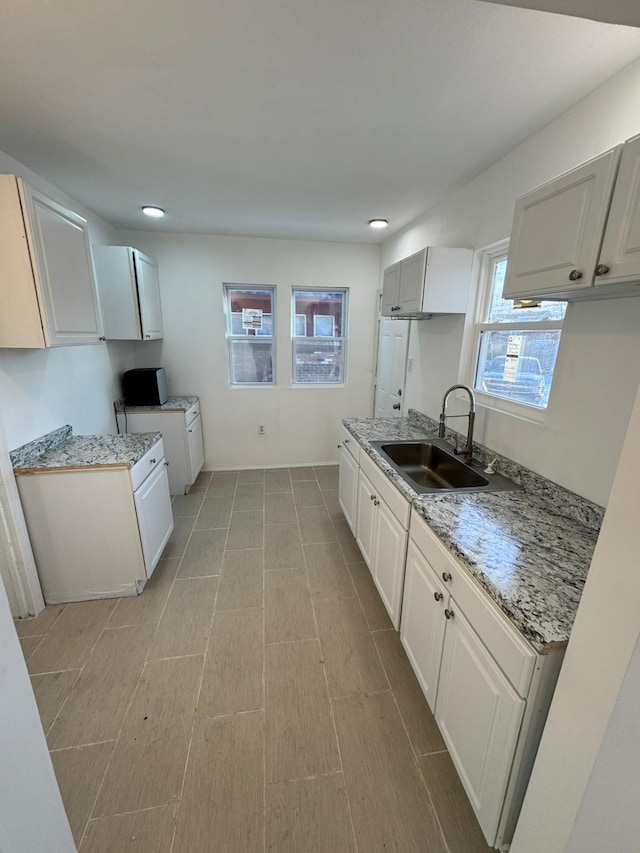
xmin=438 ymin=384 xmax=476 ymax=461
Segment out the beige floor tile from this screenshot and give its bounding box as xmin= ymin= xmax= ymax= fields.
xmin=48 ymin=624 xmax=154 ymax=749
xmin=265 ymin=569 xmax=317 ymax=644
xmin=265 ymin=468 xmax=292 ymax=493
xmin=171 ymin=490 xmax=205 ymax=518
xmin=266 ymin=774 xmax=356 ymax=853
xmin=216 ymin=550 xmax=264 ymax=611
xmin=374 ymin=630 xmax=446 ymax=756
xmin=192 ymin=469 xmax=213 ymax=489
xmin=297 ymin=506 xmax=338 ymax=544
xmin=322 ymin=489 xmax=345 ymax=521
xmin=315 ymin=597 xmax=388 ymax=697
xmin=198 ymin=607 xmax=264 ymax=717
xmin=289 ymin=466 xmax=316 ymax=481
xmin=173 ymin=712 xmax=264 ymax=853
xmin=30 ymin=669 xmax=80 ymax=734
xmin=177 ymin=528 xmax=226 ymax=577
xmin=234 ymin=482 xmax=266 ymax=511
xmin=207 ymin=471 xmax=238 ymax=497
xmin=148 ymin=577 xmax=218 ymax=659
xmin=14 ymin=603 xmax=66 ymax=637
xmin=108 ymin=558 xmax=180 ymax=628
xmin=161 ymin=516 xmax=195 ymax=559
xmin=292 ymin=480 xmax=324 ymax=507
xmin=265 ymin=492 xmax=297 ymax=524
xmin=334 ymin=519 xmax=364 ymax=562
xmin=80 ymin=804 xmax=177 ymax=853
xmin=28 ymin=599 xmax=117 ymax=675
xmin=265 ymin=640 xmax=340 ymax=783
xmin=333 ymin=691 xmax=447 ymax=853
xmin=20 ymin=634 xmax=44 ymax=661
xmin=94 ymin=655 xmax=203 ymax=817
xmin=227 ymin=510 xmax=264 ymax=549
xmin=419 ymin=751 xmax=491 ymax=852
xmin=304 ymin=542 xmax=355 ymax=600
xmin=264 ymin=523 xmax=303 ymax=570
xmin=51 ymin=741 xmax=115 ymax=844
xmin=314 ymin=466 xmax=339 ymax=491
xmin=348 ymin=562 xmax=394 ymax=632
xmin=238 ymin=468 xmax=265 ymax=484
xmin=194 ymin=495 xmax=233 ymax=529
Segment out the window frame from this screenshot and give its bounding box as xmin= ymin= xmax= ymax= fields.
xmin=223 ymin=283 xmax=276 ymax=387
xmin=468 ymin=241 xmax=565 ymax=421
xmin=290 ymin=287 xmax=349 ymax=387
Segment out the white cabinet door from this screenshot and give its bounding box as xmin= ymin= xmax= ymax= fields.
xmin=186 ymin=413 xmax=205 ymax=485
xmin=381 ymin=262 xmax=401 ymax=316
xmin=355 ymin=470 xmax=377 ymax=570
xmin=134 ymin=251 xmax=163 ymax=339
xmin=399 ymin=249 xmax=426 ymax=313
xmin=503 ymin=147 xmax=621 ymax=299
xmin=598 ymin=134 xmax=640 ymax=288
xmin=435 ymin=604 xmax=525 ymax=846
xmin=400 ymin=542 xmax=448 ymax=712
xmin=372 ymin=499 xmax=407 ymax=629
xmin=338 ymin=444 xmax=358 ymax=533
xmin=133 ymin=460 xmax=174 ymax=577
xmin=19 ymin=182 xmax=102 ymax=346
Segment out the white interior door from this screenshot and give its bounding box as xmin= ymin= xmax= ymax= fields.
xmin=374 ymin=317 xmax=410 ymax=417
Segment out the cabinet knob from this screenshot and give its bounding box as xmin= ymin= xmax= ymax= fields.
xmin=392 ymin=403 xmax=401 ymax=410
xmin=164 ymin=461 xmax=169 ymax=466
xmin=568 ymin=269 xmax=583 ymax=281
xmin=373 ymin=499 xmax=380 ymax=506
xmin=188 ymin=429 xmax=193 ymax=433
xmin=433 ymin=591 xmax=443 ymax=602
xmin=337 ymin=443 xmax=342 ymax=449
xmin=442 ymin=572 xmax=452 ymax=583
xmin=99 ymin=336 xmax=106 ymax=341
xmin=444 ymin=608 xmax=454 ymax=620
xmin=594 ymin=264 xmax=610 ymax=277
xmin=344 ymin=438 xmax=350 ymax=444
xmin=370 ymin=494 xmax=376 ymax=501
xmin=150 ymin=458 xmax=156 ymax=464
xmin=145 ymin=334 xmax=151 ymax=338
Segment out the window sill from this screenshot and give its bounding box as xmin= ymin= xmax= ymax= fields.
xmin=473 ymin=390 xmax=546 ymax=424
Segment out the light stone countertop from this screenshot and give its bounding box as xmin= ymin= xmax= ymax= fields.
xmin=114 ymin=396 xmax=199 ymax=413
xmin=343 ymin=414 xmax=601 ymax=652
xmin=12 ymin=426 xmax=162 ymax=473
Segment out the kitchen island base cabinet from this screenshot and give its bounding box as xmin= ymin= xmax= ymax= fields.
xmin=16 ymin=442 xmax=173 ymax=604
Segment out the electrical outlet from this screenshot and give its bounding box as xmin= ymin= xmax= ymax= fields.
xmin=258 ymin=424 xmax=265 ymax=435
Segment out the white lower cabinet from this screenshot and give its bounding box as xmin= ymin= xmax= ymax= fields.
xmin=355 ymin=469 xmax=377 ymax=567
xmin=133 ymin=457 xmax=174 ymax=570
xmin=338 ymin=425 xmax=359 ymax=532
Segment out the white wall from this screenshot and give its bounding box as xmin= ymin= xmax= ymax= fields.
xmin=511 ymin=385 xmax=640 ymax=853
xmin=382 ymin=56 xmax=640 ymax=506
xmin=119 ymin=231 xmax=380 ymax=469
xmin=0 ymin=148 xmax=134 ymax=451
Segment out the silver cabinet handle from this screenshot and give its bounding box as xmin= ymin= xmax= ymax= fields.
xmin=433 ymin=592 xmax=443 ymax=602
xmin=568 ymin=269 xmax=583 ymax=281
xmin=444 ymin=608 xmax=454 ymax=620
xmin=442 ymin=572 xmax=452 ymax=582
xmin=594 ymin=264 xmax=610 ymax=277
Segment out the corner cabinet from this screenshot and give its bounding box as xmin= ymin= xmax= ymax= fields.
xmin=94 ymin=246 xmax=163 ymax=340
xmin=0 ymin=175 xmax=103 ymax=348
xmin=381 ymin=247 xmax=473 ymax=318
xmin=503 ymin=133 xmax=640 ymax=301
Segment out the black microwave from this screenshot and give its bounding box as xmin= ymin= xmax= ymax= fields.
xmin=122 ymin=367 xmax=168 ymax=406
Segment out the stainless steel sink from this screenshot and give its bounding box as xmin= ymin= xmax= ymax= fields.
xmin=369 ymin=439 xmax=520 ymax=494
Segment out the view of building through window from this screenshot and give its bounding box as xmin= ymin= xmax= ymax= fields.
xmin=292 ymin=289 xmax=348 ymax=384
xmin=224 ymin=285 xmax=275 ymax=384
xmin=474 ymin=254 xmax=566 ymax=408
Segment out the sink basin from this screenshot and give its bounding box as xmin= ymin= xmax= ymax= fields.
xmin=369 ymin=439 xmax=519 ymax=494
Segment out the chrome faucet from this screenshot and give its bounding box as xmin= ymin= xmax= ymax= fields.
xmin=438 ymin=384 xmax=476 ymax=461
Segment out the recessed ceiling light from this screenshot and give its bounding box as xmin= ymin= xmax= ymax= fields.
xmin=142 ymin=206 xmax=165 ymax=218
xmin=369 ymin=219 xmax=388 ymax=229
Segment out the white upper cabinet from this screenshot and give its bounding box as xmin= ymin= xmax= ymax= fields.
xmin=597 ymin=134 xmax=640 ymax=288
xmin=95 ymin=246 xmax=163 ymax=340
xmin=381 ymin=247 xmax=473 ymax=317
xmin=0 ymin=175 xmax=103 ymax=348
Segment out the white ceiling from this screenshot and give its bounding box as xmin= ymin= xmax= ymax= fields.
xmin=482 ymin=0 xmax=640 ymax=28
xmin=1 ymin=0 xmax=640 ymax=243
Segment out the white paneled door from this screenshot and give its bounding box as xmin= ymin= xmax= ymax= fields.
xmin=374 ymin=317 xmax=410 ymax=417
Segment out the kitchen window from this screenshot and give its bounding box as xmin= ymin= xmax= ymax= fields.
xmin=291 ymin=289 xmax=348 ymax=384
xmin=224 ymin=284 xmax=275 ymax=385
xmin=472 ymin=243 xmax=566 ymax=412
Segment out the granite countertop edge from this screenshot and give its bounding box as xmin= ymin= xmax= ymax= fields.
xmin=12 ymin=428 xmax=164 ymax=472
xmin=114 ymin=395 xmax=199 ymax=413
xmin=342 ymin=416 xmax=600 ymax=653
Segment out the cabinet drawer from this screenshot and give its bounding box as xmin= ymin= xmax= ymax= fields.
xmin=185 ymin=401 xmax=200 ymax=426
xmin=360 ymin=450 xmax=410 ymax=529
xmin=410 ymin=510 xmax=535 ymax=697
xmin=340 ymin=425 xmax=359 ymax=464
xmin=130 ymin=439 xmax=165 ymax=491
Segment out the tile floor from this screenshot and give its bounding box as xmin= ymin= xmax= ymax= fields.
xmin=15 ymin=465 xmax=491 ymax=852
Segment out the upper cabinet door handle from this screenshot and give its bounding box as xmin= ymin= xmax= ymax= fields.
xmin=568 ymin=269 xmax=583 ymax=281
xmin=594 ymin=264 xmax=610 ymax=277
